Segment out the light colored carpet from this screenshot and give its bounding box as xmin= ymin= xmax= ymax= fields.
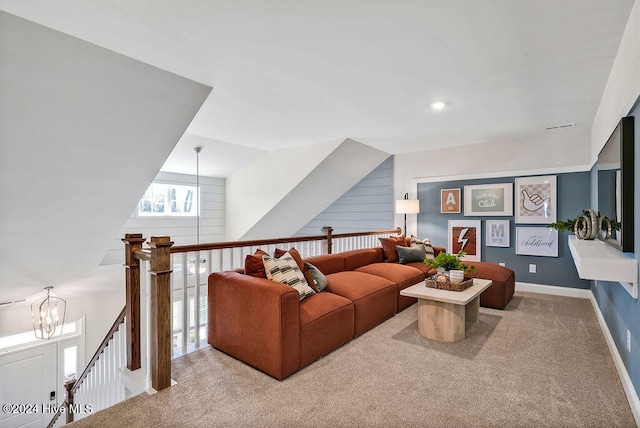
xmin=69 ymin=292 xmax=636 ymax=427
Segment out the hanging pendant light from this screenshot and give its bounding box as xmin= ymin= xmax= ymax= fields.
xmin=31 ymin=286 xmax=66 ymax=340
xmin=188 ymin=146 xmax=206 ymax=275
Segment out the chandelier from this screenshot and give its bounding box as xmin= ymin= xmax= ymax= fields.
xmin=31 ymin=286 xmax=66 ymax=339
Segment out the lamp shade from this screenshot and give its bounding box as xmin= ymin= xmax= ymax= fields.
xmin=395 ymin=199 xmax=420 ymax=214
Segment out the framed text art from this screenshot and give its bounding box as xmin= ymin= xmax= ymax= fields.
xmin=515 ymin=227 xmax=558 ymax=257
xmin=515 ymin=175 xmax=557 ymax=224
xmin=448 ymin=220 xmax=481 ymax=261
xmin=463 ymin=183 xmax=513 ymax=216
xmin=486 ymin=220 xmax=510 ymax=247
xmin=441 ymin=188 xmax=461 ymax=213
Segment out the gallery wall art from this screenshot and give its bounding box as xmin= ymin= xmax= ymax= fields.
xmin=515 ymin=227 xmax=558 ymax=257
xmin=486 ymin=220 xmax=510 ymax=247
xmin=464 ymin=183 xmax=513 ymax=216
xmin=515 ymin=175 xmax=557 ymax=224
xmin=448 ymin=220 xmax=481 ymax=261
xmin=441 ymin=188 xmax=461 ymax=213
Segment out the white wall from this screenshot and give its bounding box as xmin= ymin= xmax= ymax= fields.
xmin=0 ymin=12 xmax=212 ymax=303
xmin=0 ymin=279 xmax=124 ymax=364
xmin=394 ymin=126 xmax=592 ymax=236
xmin=591 ymin=0 xmax=640 ymax=156
xmin=226 ymin=138 xmax=390 ymax=240
xmin=102 ymin=172 xmax=225 ymax=265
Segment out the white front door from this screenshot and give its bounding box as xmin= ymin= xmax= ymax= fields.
xmin=0 ymin=343 xmax=58 ymax=428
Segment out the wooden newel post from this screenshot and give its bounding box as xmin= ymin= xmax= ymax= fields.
xmin=122 ymin=233 xmax=145 ymax=371
xmin=147 ymin=236 xmax=174 ymax=391
xmin=64 ymin=378 xmax=76 ymax=424
xmin=322 ymin=226 xmax=334 ymax=254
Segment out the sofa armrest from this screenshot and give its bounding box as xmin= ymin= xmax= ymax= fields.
xmin=433 ymin=246 xmax=446 ymax=256
xmin=208 ymin=271 xmax=301 ymax=380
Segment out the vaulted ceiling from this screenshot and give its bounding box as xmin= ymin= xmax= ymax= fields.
xmin=0 ymin=0 xmax=634 ymax=177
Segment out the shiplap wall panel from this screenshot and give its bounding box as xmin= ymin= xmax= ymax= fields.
xmin=295 ymin=156 xmax=393 ymax=236
xmin=101 ymin=172 xmax=225 ymax=265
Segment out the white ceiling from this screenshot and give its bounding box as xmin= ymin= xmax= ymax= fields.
xmin=0 ymin=0 xmax=635 ymax=177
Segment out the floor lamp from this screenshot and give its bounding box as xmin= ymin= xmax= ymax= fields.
xmin=395 ymin=193 xmax=420 ymax=236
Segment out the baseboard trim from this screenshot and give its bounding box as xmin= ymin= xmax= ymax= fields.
xmin=589 ymin=293 xmax=640 ymax=425
xmin=515 ymin=282 xmax=591 ymax=299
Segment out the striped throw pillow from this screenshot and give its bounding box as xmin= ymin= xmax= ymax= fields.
xmin=410 ymin=236 xmax=435 ymax=260
xmin=263 ymin=252 xmax=315 ymax=301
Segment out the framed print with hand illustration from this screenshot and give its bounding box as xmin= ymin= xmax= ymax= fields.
xmin=515 ymin=175 xmax=557 ymax=224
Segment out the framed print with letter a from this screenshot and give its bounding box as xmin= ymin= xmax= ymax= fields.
xmin=441 ymin=188 xmax=461 ymax=213
xmin=448 ymin=220 xmax=481 ymax=261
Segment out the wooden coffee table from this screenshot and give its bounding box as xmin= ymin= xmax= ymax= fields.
xmin=400 ymin=278 xmax=492 ymax=342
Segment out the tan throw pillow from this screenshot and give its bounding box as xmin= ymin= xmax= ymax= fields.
xmin=411 ymin=236 xmax=435 ymax=260
xmin=263 ymin=252 xmax=315 ymax=301
xmin=273 ymin=247 xmax=318 ymax=292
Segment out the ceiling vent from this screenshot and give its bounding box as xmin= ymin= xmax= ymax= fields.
xmin=544 ymin=123 xmax=576 ymax=131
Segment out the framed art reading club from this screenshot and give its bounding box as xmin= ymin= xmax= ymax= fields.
xmin=464 ymin=183 xmax=513 ymax=216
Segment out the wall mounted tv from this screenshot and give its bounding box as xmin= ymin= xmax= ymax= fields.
xmin=597 ymin=116 xmax=634 ymax=252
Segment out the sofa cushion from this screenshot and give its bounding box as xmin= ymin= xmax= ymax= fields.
xmin=263 ymin=253 xmax=315 ymax=301
xmin=355 ymin=263 xmax=425 ymax=312
xmin=397 ymin=246 xmax=426 ymax=264
xmin=343 ymin=248 xmax=383 ymax=270
xmin=299 ymin=292 xmax=354 ymax=367
xmin=325 ymin=271 xmax=397 ymax=336
xmin=305 ymin=263 xmax=328 ymax=292
xmin=245 ymin=249 xmax=269 ymax=277
xmin=304 ymin=254 xmax=345 ymax=275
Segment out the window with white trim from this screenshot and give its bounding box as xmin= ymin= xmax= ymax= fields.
xmin=137 ymin=183 xmax=198 ymax=217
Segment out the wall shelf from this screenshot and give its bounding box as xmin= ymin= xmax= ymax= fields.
xmin=568 ymin=235 xmax=638 ymax=299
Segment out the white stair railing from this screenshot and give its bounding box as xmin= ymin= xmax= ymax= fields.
xmin=72 ymin=320 xmax=127 ymax=420
xmin=47 ymin=308 xmax=128 ymax=426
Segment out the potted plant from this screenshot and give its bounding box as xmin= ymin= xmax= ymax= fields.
xmin=424 ymin=251 xmax=476 ymax=275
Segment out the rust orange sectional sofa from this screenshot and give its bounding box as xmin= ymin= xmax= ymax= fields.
xmin=207 ymin=245 xmax=514 ymax=380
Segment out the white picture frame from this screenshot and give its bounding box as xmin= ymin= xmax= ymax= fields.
xmin=464 ymin=183 xmax=513 ymax=216
xmin=515 ymin=227 xmax=558 ymax=257
xmin=447 ymin=220 xmax=481 ymax=261
xmin=486 ymin=220 xmax=510 ymax=247
xmin=515 ymin=175 xmax=557 ymax=224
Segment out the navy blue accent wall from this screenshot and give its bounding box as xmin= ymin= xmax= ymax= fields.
xmin=592 ymin=103 xmax=640 ymax=397
xmin=417 ymin=172 xmax=591 ymax=288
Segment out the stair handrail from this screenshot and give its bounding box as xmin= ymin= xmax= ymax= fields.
xmin=168 ymin=227 xmax=402 ymax=254
xmin=47 ymin=306 xmax=126 ymax=426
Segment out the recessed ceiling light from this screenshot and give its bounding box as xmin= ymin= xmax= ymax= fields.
xmin=430 ymin=101 xmax=446 ymax=110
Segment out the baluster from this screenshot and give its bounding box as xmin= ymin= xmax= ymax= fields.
xmin=179 ymin=253 xmax=187 ymax=355
xmin=195 ymin=251 xmax=201 ymax=348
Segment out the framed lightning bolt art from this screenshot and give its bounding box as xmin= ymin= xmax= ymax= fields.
xmin=448 ymin=220 xmax=481 ymax=261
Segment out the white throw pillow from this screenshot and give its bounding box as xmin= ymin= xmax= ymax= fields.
xmin=410 ymin=236 xmax=435 ymax=260
xmin=263 ymin=252 xmax=315 ymax=301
